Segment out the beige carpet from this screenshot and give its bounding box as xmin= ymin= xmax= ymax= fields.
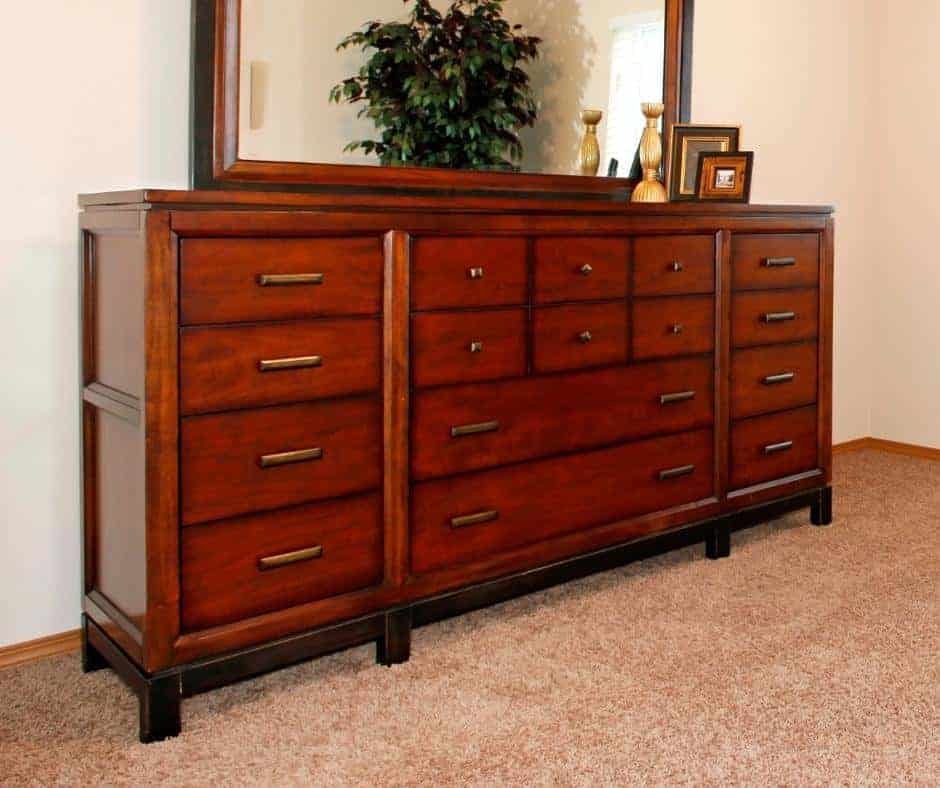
xmin=1 ymin=450 xmax=937 ymax=786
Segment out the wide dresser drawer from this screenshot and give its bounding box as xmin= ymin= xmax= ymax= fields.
xmin=730 ymin=406 xmax=818 ymax=489
xmin=180 ymin=238 xmax=383 ymax=325
xmin=732 ymin=289 xmax=819 ymax=348
xmin=412 ymin=429 xmax=714 ymax=574
xmin=182 ymin=493 xmax=383 ymax=631
xmin=180 ymin=318 xmax=381 ymax=414
xmin=181 ymin=397 xmax=381 ymax=525
xmin=411 ymin=237 xmax=528 ymax=311
xmin=533 ymin=237 xmax=629 ymax=303
xmin=412 ymin=357 xmax=714 ymax=480
xmin=732 ymin=234 xmax=819 ymax=291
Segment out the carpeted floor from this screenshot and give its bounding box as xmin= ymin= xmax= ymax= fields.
xmin=1 ymin=450 xmax=937 ymax=786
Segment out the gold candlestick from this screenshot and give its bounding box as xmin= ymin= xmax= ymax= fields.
xmin=631 ymin=103 xmax=668 ymax=203
xmin=578 ymin=109 xmax=603 ymax=176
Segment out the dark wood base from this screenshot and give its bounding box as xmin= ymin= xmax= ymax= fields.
xmin=84 ymin=487 xmax=830 ymax=742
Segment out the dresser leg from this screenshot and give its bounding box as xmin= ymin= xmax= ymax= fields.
xmin=706 ymin=525 xmax=731 ymax=560
xmin=811 ymin=486 xmax=833 ymax=527
xmin=80 ymin=614 xmax=108 ymax=673
xmin=376 ymin=608 xmax=412 ymax=667
xmin=139 ymin=674 xmax=182 ymax=744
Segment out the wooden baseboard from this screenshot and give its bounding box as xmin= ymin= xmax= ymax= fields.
xmin=0 ymin=629 xmax=81 ymax=671
xmin=833 ymin=437 xmax=940 ymax=461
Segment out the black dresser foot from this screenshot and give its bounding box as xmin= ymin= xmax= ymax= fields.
xmin=139 ymin=674 xmax=182 ymax=744
xmin=811 ymin=486 xmax=833 ymax=526
xmin=706 ymin=525 xmax=731 ymax=560
xmin=376 ymin=608 xmax=412 ymax=666
xmin=81 ymin=614 xmax=108 ymax=673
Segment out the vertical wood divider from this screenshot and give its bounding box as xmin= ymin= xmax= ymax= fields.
xmin=384 ymin=231 xmax=411 ymax=587
xmin=715 ymin=229 xmax=732 ymax=501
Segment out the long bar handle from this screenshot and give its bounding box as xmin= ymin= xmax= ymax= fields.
xmin=451 ymin=421 xmax=500 ymax=438
xmin=763 ymin=372 xmax=796 ymax=385
xmin=451 ymin=510 xmax=499 ymax=529
xmin=258 ymin=545 xmax=323 ymax=571
xmin=660 ymin=390 xmax=696 ymax=406
xmin=258 ymin=273 xmax=324 ymax=286
xmin=763 ymin=441 xmax=794 ymax=455
xmin=259 ymin=355 xmax=323 ymax=372
xmin=764 ymin=257 xmax=796 ymax=268
xmin=659 ymin=464 xmax=696 ymax=481
xmin=259 ymin=447 xmax=323 ymax=469
xmin=763 ymin=311 xmax=796 ymax=323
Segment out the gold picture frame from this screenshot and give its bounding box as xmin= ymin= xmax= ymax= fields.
xmin=666 ymin=124 xmax=742 ymax=201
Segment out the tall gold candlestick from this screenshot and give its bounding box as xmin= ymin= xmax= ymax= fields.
xmin=631 ymin=103 xmax=668 ymax=203
xmin=578 ymin=109 xmax=603 ymax=177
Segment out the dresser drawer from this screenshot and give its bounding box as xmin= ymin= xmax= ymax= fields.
xmin=413 ymin=358 xmax=714 ymax=480
xmin=413 ymin=429 xmax=714 ymax=574
xmin=732 ymin=289 xmax=819 ymax=349
xmin=633 ymin=235 xmax=715 ymax=296
xmin=180 ymin=238 xmax=383 ymax=325
xmin=730 ymin=406 xmax=818 ymax=490
xmin=180 ymin=318 xmax=380 ymax=415
xmin=181 ymin=397 xmax=381 ymax=525
xmin=411 ymin=237 xmax=528 ymax=311
xmin=633 ymin=295 xmax=714 ymax=360
xmin=181 ymin=493 xmax=383 ymax=631
xmin=412 ymin=309 xmax=526 ymax=388
xmin=732 ymin=234 xmax=819 ymax=291
xmin=533 ymin=237 xmax=628 ymax=303
xmin=532 ymin=302 xmax=628 ymax=374
xmin=733 ymin=342 xmax=818 ymax=419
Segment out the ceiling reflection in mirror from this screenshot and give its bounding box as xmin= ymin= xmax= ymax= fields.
xmin=239 ymin=0 xmax=666 ymax=177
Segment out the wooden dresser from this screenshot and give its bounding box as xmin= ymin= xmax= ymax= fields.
xmin=79 ymin=190 xmax=834 ymax=741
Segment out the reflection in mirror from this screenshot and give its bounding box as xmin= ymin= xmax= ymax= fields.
xmin=239 ymin=0 xmax=665 ymax=177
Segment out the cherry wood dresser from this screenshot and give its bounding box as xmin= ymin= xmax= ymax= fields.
xmin=79 ymin=189 xmax=834 ymax=741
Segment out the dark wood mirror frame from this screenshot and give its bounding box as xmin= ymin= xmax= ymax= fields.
xmin=191 ymin=0 xmax=694 ymax=197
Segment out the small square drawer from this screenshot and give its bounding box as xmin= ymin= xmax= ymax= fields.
xmin=732 ymin=342 xmax=818 ymax=419
xmin=633 ymin=295 xmax=715 ymax=360
xmin=533 ymin=302 xmax=628 ymax=374
xmin=180 ymin=318 xmax=380 ymax=415
xmin=732 ymin=234 xmax=819 ymax=291
xmin=730 ymin=406 xmax=818 ymax=490
xmin=182 ymin=493 xmax=383 ymax=631
xmin=412 ymin=308 xmax=527 ymax=388
xmin=633 ymin=235 xmax=715 ymax=296
xmin=180 ymin=238 xmax=383 ymax=325
xmin=533 ymin=237 xmax=629 ymax=303
xmin=733 ymin=289 xmax=818 ymax=348
xmin=412 ymin=237 xmax=528 ymax=311
xmin=181 ymin=397 xmax=382 ymax=526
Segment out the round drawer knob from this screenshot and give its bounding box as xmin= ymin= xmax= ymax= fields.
xmin=469 ymin=341 xmax=484 ymax=353
xmin=670 ymin=261 xmax=684 ymax=272
xmin=468 ymin=267 xmax=485 ymax=280
xmin=578 ymin=330 xmax=594 ymax=344
xmin=580 ymin=263 xmax=594 ymax=276
xmin=672 ymin=323 xmax=684 ymax=335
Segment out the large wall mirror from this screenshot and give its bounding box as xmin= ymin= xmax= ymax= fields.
xmin=192 ymin=0 xmax=693 ymax=196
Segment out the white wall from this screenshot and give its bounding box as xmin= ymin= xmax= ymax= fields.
xmin=0 ymin=1 xmax=190 ymax=648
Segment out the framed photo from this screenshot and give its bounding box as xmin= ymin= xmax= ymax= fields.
xmin=695 ymin=152 xmax=754 ymax=203
xmin=666 ymin=124 xmax=741 ymax=201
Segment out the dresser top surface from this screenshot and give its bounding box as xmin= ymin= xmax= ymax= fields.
xmin=78 ymin=188 xmax=834 ymax=217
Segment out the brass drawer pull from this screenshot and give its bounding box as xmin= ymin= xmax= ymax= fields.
xmin=763 ymin=311 xmax=796 ymax=323
xmin=259 ymin=447 xmax=323 ymax=468
xmin=764 ymin=372 xmax=796 ymax=385
xmin=763 ymin=441 xmax=794 ymax=455
xmin=258 ymin=273 xmax=324 ymax=287
xmin=469 ymin=267 xmax=485 ymax=280
xmin=764 ymin=257 xmax=796 ymax=268
xmin=660 ymin=390 xmax=696 ymax=406
xmin=672 ymin=323 xmax=684 ymax=335
xmin=659 ymin=464 xmax=696 ymax=481
xmin=259 ymin=355 xmax=323 ymax=372
xmin=578 ymin=330 xmax=593 ymax=344
xmin=451 ymin=420 xmax=500 ymax=438
xmin=258 ymin=545 xmax=323 ymax=571
xmin=670 ymin=261 xmax=684 ymax=272
xmin=470 ymin=341 xmax=484 ymax=354
xmin=451 ymin=510 xmax=499 ymax=529
xmin=580 ymin=263 xmax=594 ymax=276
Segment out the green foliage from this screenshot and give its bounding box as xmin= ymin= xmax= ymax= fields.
xmin=329 ymin=0 xmax=541 ymax=170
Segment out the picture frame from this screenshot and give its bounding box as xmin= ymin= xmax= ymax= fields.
xmin=695 ymin=151 xmax=754 ymax=203
xmin=666 ymin=124 xmax=741 ymax=201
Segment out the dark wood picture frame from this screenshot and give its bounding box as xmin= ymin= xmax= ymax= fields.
xmin=191 ymin=0 xmax=695 ymax=197
xmin=666 ymin=124 xmax=741 ymax=202
xmin=695 ymin=151 xmax=754 ymax=203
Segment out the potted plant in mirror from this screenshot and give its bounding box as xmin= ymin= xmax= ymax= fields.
xmin=329 ymin=0 xmax=541 ymax=171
